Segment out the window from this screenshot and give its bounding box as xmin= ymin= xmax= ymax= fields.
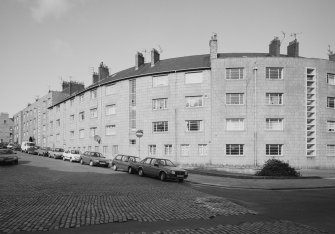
xmin=181 ymin=144 xmax=190 ymax=156
xmin=70 ymin=114 xmax=74 ymax=121
xmin=153 ymin=121 xmax=168 ymax=132
xmin=106 ymin=125 xmax=116 ymax=135
xmin=226 ymin=118 xmax=245 ymax=131
xmin=79 ymin=129 xmax=85 ymax=139
xmin=226 ymin=68 xmax=244 ymax=80
xmin=226 ymin=93 xmax=244 ymax=105
xmin=56 ymin=134 xmax=60 ymax=141
xmin=106 ymin=104 xmax=116 ymax=115
xmin=327 ymin=97 xmax=335 ymax=108
xmin=186 ymin=96 xmax=203 ymax=108
xmin=266 ymin=67 xmax=283 ymax=79
xmin=70 ymin=99 xmax=74 ymax=106
xmin=226 ymin=144 xmax=244 ymax=156
xmin=105 ymin=84 xmax=114 ymax=95
xmin=43 ymin=125 xmax=46 ymax=132
xmin=148 ymin=145 xmax=156 ymax=156
xmin=198 ymin=144 xmax=208 ymax=156
xmin=90 ymin=127 xmax=97 ymax=137
xmin=103 ymin=146 xmax=108 ymax=155
xmin=266 ymin=93 xmax=283 ymax=105
xmin=56 ymin=105 xmax=60 ymax=112
xmin=88 ymin=146 xmax=91 ymax=151
xmin=50 ymin=121 xmax=53 ymax=129
xmin=90 ymin=89 xmax=97 ymax=99
xmin=56 ymin=119 xmax=60 ymax=127
xmin=90 ymin=108 xmax=98 ymax=118
xmin=266 ymin=144 xmax=283 ymax=156
xmin=327 ymin=73 xmax=335 ymax=85
xmin=79 ymin=112 xmax=85 ymax=121
xmin=328 ymin=121 xmax=335 ymax=132
xmin=70 ymin=131 xmax=74 ymax=139
xmin=112 ymin=145 xmax=118 ymax=155
xmin=185 ymin=72 xmax=203 ymax=84
xmin=164 ymin=144 xmax=172 ymax=156
xmin=152 ymin=98 xmax=167 ymax=110
xmin=186 ymin=120 xmax=203 ymax=132
xmin=79 ymin=94 xmax=84 ymax=103
xmin=327 ymin=145 xmax=335 ymax=156
xmin=129 ymin=139 xmax=136 ymax=145
xmin=266 ymin=118 xmax=283 ymax=130
xmin=153 ymin=75 xmax=168 ymax=87
xmin=95 ymin=146 xmax=99 ymax=152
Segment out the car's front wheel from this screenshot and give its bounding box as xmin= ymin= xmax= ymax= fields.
xmin=160 ymin=172 xmax=166 ymax=181
xmin=138 ymin=168 xmax=144 ymax=177
xmin=128 ymin=167 xmax=132 ymax=174
xmin=89 ymin=161 xmax=93 ymax=166
xmin=113 ymin=165 xmax=117 ymax=171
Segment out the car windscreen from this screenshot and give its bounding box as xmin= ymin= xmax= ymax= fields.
xmin=27 ymin=143 xmax=35 ymax=146
xmin=55 ymin=148 xmax=64 ymax=152
xmin=71 ymin=150 xmax=80 ymax=154
xmin=130 ymin=157 xmax=140 ymax=162
xmin=159 ymin=159 xmax=175 ymax=167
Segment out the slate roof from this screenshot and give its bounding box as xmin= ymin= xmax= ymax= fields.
xmin=48 ymin=52 xmax=284 ymax=108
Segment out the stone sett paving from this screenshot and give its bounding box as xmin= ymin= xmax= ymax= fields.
xmin=0 ymin=155 xmax=327 ymax=233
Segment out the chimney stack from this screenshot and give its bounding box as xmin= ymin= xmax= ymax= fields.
xmin=269 ymin=37 xmax=281 ymax=56
xmin=135 ymin=52 xmax=145 ymax=70
xmin=98 ymin=62 xmax=109 ymax=80
xmin=209 ymin=33 xmax=218 ymax=60
xmin=92 ymin=72 xmax=99 ymax=84
xmin=287 ymin=39 xmax=299 ymax=57
xmin=329 ymin=53 xmax=335 ymax=62
xmin=151 ymin=49 xmax=160 ymax=67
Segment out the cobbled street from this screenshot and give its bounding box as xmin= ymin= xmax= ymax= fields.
xmin=0 ymin=153 xmax=327 ymax=234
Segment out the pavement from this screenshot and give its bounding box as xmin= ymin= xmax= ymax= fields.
xmin=186 ymin=168 xmax=335 ymax=190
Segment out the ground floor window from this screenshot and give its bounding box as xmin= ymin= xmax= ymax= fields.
xmin=181 ymin=144 xmax=190 ymax=156
xmin=95 ymin=146 xmax=99 ymax=152
xmin=266 ymin=144 xmax=283 ymax=156
xmin=198 ymin=144 xmax=208 ymax=156
xmin=88 ymin=146 xmax=91 ymax=151
xmin=103 ymin=146 xmax=108 ymax=155
xmin=112 ymin=145 xmax=118 ymax=156
xmin=327 ymin=145 xmax=335 ymax=156
xmin=164 ymin=144 xmax=172 ymax=156
xmin=226 ymin=144 xmax=243 ymax=156
xmin=148 ymin=145 xmax=156 ymax=156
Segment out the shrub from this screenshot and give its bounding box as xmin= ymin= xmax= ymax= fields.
xmin=255 ymin=159 xmax=300 ymax=177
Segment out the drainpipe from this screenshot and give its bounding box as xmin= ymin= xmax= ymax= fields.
xmin=253 ymin=66 xmax=258 ymax=167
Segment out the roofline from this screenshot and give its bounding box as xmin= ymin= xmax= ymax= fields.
xmin=48 ymin=66 xmax=210 ymax=109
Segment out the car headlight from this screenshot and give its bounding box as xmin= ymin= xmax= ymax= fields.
xmin=171 ymin=170 xmax=175 ymax=175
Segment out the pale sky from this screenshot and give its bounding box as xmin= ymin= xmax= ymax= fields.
xmin=1 ymin=0 xmax=334 ymax=117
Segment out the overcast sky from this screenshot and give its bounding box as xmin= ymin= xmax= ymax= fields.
xmin=1 ymin=0 xmax=334 ymax=117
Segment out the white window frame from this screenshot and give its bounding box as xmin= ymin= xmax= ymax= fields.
xmin=198 ymin=144 xmax=208 ymax=156
xmin=327 ymin=145 xmax=335 ymax=156
xmin=79 ymin=129 xmax=85 ymax=139
xmin=70 ymin=131 xmax=74 ymax=139
xmin=79 ymin=111 xmax=85 ymax=121
xmin=90 ymin=89 xmax=97 ymax=99
xmin=266 ymin=144 xmax=283 ymax=156
xmin=106 ymin=104 xmax=116 ymax=115
xmin=148 ymin=145 xmax=156 ymax=156
xmin=185 ymin=72 xmax=203 ymax=84
xmin=153 ymin=121 xmax=168 ymax=133
xmin=79 ymin=94 xmax=84 ymax=103
xmin=327 ymin=97 xmax=335 ymax=109
xmin=186 ymin=96 xmax=203 ymax=108
xmin=103 ymin=146 xmax=108 ymax=155
xmin=226 ymin=118 xmax=245 ymax=131
xmin=152 ymin=75 xmax=168 ymax=87
xmin=105 ymin=125 xmax=116 ymax=136
xmin=186 ymin=120 xmax=203 ymax=132
xmin=152 ymin=98 xmax=168 ymax=110
xmin=327 ymin=73 xmax=335 ymax=85
xmin=181 ymin=144 xmax=190 ymax=156
xmin=226 ymin=68 xmax=244 ymax=80
xmin=226 ymin=144 xmax=244 ymax=156
xmin=266 ymin=67 xmax=283 ymax=80
xmin=266 ymin=118 xmax=284 ymax=131
xmin=226 ymin=93 xmax=244 ymax=105
xmin=90 ymin=108 xmax=98 ymax=118
xmin=327 ymin=121 xmax=335 ymax=132
xmin=266 ymin=93 xmax=283 ymax=105
xmin=90 ymin=127 xmax=97 ymax=137
xmin=70 ymin=114 xmax=74 ymax=121
xmin=164 ymin=144 xmax=172 ymax=156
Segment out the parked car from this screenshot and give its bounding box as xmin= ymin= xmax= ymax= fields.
xmin=11 ymin=143 xmax=21 ymax=151
xmin=27 ymin=146 xmax=38 ymax=155
xmin=80 ymin=151 xmax=109 ymax=167
xmin=0 ymin=149 xmax=18 ymax=165
xmin=130 ymin=157 xmax=188 ymax=182
xmin=36 ymin=147 xmax=51 ymax=156
xmin=63 ymin=150 xmax=81 ymax=162
xmin=21 ymin=141 xmax=35 ymax=153
xmin=111 ymin=154 xmax=140 ymax=173
xmin=48 ymin=148 xmax=64 ymax=159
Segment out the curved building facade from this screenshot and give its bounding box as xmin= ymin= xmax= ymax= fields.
xmin=46 ymin=35 xmax=335 ymax=168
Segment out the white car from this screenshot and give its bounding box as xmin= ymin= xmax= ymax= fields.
xmin=63 ymin=150 xmax=81 ymax=162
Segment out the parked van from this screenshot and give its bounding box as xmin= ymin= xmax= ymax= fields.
xmin=21 ymin=142 xmax=35 ymax=153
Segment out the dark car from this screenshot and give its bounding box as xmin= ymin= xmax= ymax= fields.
xmin=111 ymin=154 xmax=140 ymax=173
xmin=48 ymin=148 xmax=64 ymax=159
xmin=36 ymin=147 xmax=51 ymax=156
xmin=0 ymin=149 xmax=18 ymax=165
xmin=131 ymin=157 xmax=188 ymax=182
xmin=80 ymin=151 xmax=109 ymax=167
xmin=27 ymin=146 xmax=38 ymax=155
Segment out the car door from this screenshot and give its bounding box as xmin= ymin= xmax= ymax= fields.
xmin=149 ymin=159 xmax=161 ymax=177
xmin=140 ymin=158 xmax=152 ymax=175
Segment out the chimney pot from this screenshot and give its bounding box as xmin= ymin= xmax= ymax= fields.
xmin=269 ymin=37 xmax=281 ymax=57
xmin=151 ymin=49 xmax=160 ymax=67
xmin=287 ymin=39 xmax=299 ymax=57
xmin=135 ymin=52 xmax=145 ymax=70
